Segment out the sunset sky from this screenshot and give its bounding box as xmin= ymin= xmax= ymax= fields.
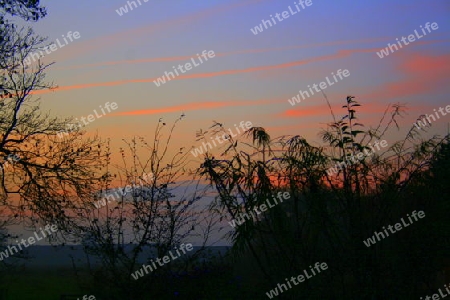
xmin=2 ymin=1 xmax=450 ymax=293
xmin=25 ymin=0 xmax=450 ymax=163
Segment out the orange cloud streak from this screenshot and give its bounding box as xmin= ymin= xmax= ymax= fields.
xmin=363 ymin=53 xmax=450 ymax=101
xmin=48 ymin=0 xmax=267 ymax=64
xmin=112 ymin=99 xmax=279 ymax=116
xmin=31 ymin=48 xmax=378 ymax=95
xmin=55 ymin=38 xmax=390 ymax=70
xmin=283 ymin=102 xmax=398 ymax=118
xmin=31 ymin=40 xmax=449 ymax=96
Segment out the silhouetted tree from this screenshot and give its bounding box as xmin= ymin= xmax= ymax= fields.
xmin=201 ymin=96 xmax=450 ymax=299
xmin=67 ymin=117 xmax=220 ymax=300
xmin=0 ymin=0 xmax=105 ymax=235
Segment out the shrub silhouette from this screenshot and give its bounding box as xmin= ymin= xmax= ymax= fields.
xmin=200 ymin=96 xmax=450 ymax=299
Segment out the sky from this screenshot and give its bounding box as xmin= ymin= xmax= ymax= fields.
xmin=22 ymin=0 xmax=449 ymax=159
xmin=5 ymin=0 xmax=449 ymax=245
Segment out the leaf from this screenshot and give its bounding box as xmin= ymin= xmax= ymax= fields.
xmin=351 ymin=130 xmax=364 ymax=137
xmin=343 ymin=137 xmax=353 ymax=143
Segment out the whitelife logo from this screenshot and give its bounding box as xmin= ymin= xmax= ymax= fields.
xmin=115 ymin=0 xmax=149 ymax=16
xmin=414 ymin=104 xmax=450 ymax=131
xmin=265 ymin=262 xmax=328 ymax=298
xmin=57 ymin=102 xmax=118 ymax=138
xmin=228 ymin=192 xmax=291 ymax=228
xmin=153 ymin=50 xmax=215 ymax=87
xmin=376 ymin=22 xmax=438 ymax=58
xmin=287 ymin=69 xmax=350 ymax=107
xmin=77 ymin=296 xmax=95 ymax=300
xmin=131 ymin=243 xmax=194 ymax=280
xmin=0 ymin=224 xmax=58 ymax=261
xmin=420 ymin=283 xmax=450 ymax=300
xmin=24 ymin=31 xmax=81 ymax=65
xmin=326 ymin=140 xmax=388 ymax=176
xmin=363 ymin=210 xmax=425 ymax=247
xmin=93 ymin=172 xmax=154 ymax=209
xmin=190 ymin=121 xmax=252 ymax=158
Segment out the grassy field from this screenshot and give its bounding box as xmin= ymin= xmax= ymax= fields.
xmin=4 ymin=268 xmax=81 ymax=300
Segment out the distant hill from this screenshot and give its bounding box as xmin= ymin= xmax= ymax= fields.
xmin=18 ymin=245 xmax=230 ymax=269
